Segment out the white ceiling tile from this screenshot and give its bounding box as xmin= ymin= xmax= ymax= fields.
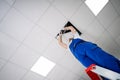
xmin=110 ymin=0 xmax=120 ymax=15
xmin=73 ymin=76 xmax=84 ymax=80
xmin=96 ymin=31 xmax=120 ymax=58
xmin=44 ymin=78 xmax=51 ymax=80
xmin=14 ymin=0 xmax=50 ymax=22
xmin=5 ymin=0 xmax=15 ymax=5
xmin=58 ymin=51 xmax=79 ymax=70
xmin=97 ymin=31 xmax=114 ymax=50
xmin=107 ymin=17 xmax=120 ymax=39
xmin=0 ymin=62 xmax=27 ymax=80
xmin=80 ymin=33 xmax=97 ymax=44
xmin=53 ymin=0 xmax=83 ymax=18
xmin=22 ymin=71 xmax=44 ymax=80
xmin=0 ymin=0 xmax=120 ymax=79
xmin=10 ymin=45 xmax=41 ymax=69
xmin=115 ymin=36 xmax=120 ymax=58
xmin=97 ymin=2 xmax=119 ymax=28
xmin=80 ymin=74 xmax=90 ymax=80
xmin=82 ymin=0 xmax=85 ymax=2
xmin=85 ymin=0 xmax=109 ymax=16
xmin=64 ymin=71 xmax=90 ymax=80
xmin=62 ymin=71 xmax=78 ymax=80
xmin=47 ymin=65 xmax=67 ymax=80
xmin=116 ymin=36 xmax=120 ymax=47
xmin=23 ymin=26 xmax=52 ymax=53
xmin=0 ymin=0 xmax=10 ymax=21
xmin=0 ymin=8 xmax=34 ymax=41
xmin=31 ymin=56 xmax=56 ymax=77
xmin=109 ymin=48 xmax=120 ymax=59
xmin=71 ymin=3 xmax=95 ymax=31
xmin=63 ymin=68 xmax=90 ymax=80
xmin=48 ymin=0 xmax=54 ymax=2
xmin=43 ymin=39 xmax=66 ymax=63
xmin=0 ymin=59 xmax=6 ymax=69
xmin=70 ymin=59 xmax=85 ymax=75
xmin=0 ymin=32 xmax=20 ymax=60
xmin=85 ymin=19 xmax=105 ymax=41
xmin=37 ymin=6 xmax=67 ymax=37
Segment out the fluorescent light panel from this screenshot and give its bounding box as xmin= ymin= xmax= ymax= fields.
xmin=85 ymin=0 xmax=109 ymax=16
xmin=31 ymin=56 xmax=56 ymax=77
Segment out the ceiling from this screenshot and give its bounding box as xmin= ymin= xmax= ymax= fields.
xmin=0 ymin=0 xmax=120 ymax=80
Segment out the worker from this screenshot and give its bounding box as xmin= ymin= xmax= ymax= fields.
xmin=57 ymin=26 xmax=120 ymax=74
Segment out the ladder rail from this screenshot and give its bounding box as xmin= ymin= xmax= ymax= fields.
xmin=92 ymin=65 xmax=120 ymax=80
xmin=86 ymin=64 xmax=120 ymax=80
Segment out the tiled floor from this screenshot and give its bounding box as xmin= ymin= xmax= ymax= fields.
xmin=0 ymin=0 xmax=120 ymax=80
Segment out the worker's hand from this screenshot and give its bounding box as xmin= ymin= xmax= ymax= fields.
xmin=64 ymin=26 xmax=70 ymax=30
xmin=57 ymin=31 xmax=67 ymax=49
xmin=64 ymin=26 xmax=76 ymax=34
xmin=64 ymin=26 xmax=74 ymax=30
xmin=59 ymin=31 xmax=62 ymax=37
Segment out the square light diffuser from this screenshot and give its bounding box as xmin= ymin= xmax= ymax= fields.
xmin=85 ymin=0 xmax=109 ymax=16
xmin=31 ymin=56 xmax=56 ymax=76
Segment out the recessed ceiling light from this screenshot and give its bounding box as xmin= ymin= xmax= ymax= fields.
xmin=31 ymin=56 xmax=56 ymax=77
xmin=85 ymin=0 xmax=109 ymax=16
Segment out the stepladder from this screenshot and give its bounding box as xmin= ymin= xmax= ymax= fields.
xmin=85 ymin=64 xmax=120 ymax=80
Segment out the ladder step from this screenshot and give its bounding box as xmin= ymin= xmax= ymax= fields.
xmin=92 ymin=65 xmax=120 ymax=80
xmin=86 ymin=64 xmax=120 ymax=80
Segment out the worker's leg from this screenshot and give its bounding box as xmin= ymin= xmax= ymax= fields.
xmin=92 ymin=48 xmax=120 ymax=73
xmin=82 ymin=42 xmax=120 ymax=73
xmin=76 ymin=55 xmax=98 ymax=68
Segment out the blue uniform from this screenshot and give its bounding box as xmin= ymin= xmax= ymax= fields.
xmin=69 ymin=38 xmax=120 ymax=74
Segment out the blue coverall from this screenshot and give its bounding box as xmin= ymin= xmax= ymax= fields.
xmin=69 ymin=38 xmax=120 ymax=74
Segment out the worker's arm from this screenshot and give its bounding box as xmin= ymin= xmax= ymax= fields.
xmin=64 ymin=26 xmax=81 ymax=39
xmin=58 ymin=33 xmax=67 ymax=49
xmin=58 ymin=26 xmax=77 ymax=49
xmin=64 ymin=26 xmax=76 ymax=34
